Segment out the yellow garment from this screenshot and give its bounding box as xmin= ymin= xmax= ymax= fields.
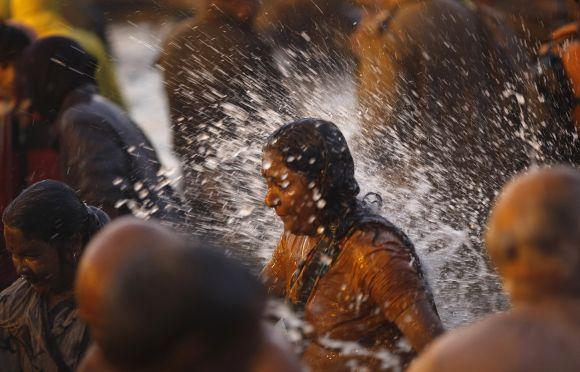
xmin=0 ymin=0 xmax=9 ymax=18
xmin=8 ymin=0 xmax=126 ymax=108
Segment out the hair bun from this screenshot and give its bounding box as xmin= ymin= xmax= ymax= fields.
xmin=84 ymin=205 xmax=110 ymax=241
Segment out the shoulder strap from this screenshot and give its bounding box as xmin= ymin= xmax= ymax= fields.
xmin=289 ymin=235 xmax=340 ymax=312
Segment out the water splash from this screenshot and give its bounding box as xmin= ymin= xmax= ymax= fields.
xmin=111 ymin=20 xmax=576 ymax=332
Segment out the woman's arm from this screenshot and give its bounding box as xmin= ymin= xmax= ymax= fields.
xmin=353 ymin=228 xmax=445 ymax=352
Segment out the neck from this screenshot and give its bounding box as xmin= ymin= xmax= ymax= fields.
xmin=321 ymin=198 xmax=359 ymax=240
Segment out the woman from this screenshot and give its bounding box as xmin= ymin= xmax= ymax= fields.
xmin=261 ymin=119 xmax=444 ymax=371
xmin=0 ymin=180 xmax=109 ymax=371
xmin=15 ymin=36 xmax=182 ymax=221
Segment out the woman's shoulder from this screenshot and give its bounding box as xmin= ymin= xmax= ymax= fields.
xmin=342 ymin=214 xmax=416 ymax=261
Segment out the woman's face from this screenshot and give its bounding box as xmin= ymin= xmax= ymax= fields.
xmin=262 ymin=150 xmax=324 ymax=236
xmin=3 ymin=225 xmax=78 ymax=294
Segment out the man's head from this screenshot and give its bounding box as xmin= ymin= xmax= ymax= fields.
xmin=486 ymin=167 xmax=580 ymax=302
xmin=0 ymin=22 xmax=32 ymax=100
xmin=3 ymin=180 xmax=108 ymax=295
xmin=76 ymin=218 xmax=265 ymax=371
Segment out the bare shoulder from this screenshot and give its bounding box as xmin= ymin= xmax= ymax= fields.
xmin=409 ymin=309 xmax=580 ymax=372
xmin=408 ymin=313 xmax=516 ymax=372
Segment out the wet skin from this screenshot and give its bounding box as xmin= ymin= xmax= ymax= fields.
xmin=4 ymin=225 xmax=79 ymax=298
xmin=262 ymin=150 xmax=323 ymax=236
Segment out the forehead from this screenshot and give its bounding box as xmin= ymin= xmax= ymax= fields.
xmin=263 ymin=150 xmax=285 ymax=173
xmin=262 ymin=150 xmax=301 ymax=180
xmin=4 ymin=225 xmax=48 ymax=252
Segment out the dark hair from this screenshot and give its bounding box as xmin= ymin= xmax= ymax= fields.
xmin=0 ymin=22 xmax=32 ymax=66
xmin=2 ymin=180 xmax=109 ymax=246
xmin=102 ymin=243 xmax=265 ymax=370
xmin=15 ymin=36 xmax=97 ymax=119
xmin=264 ymin=118 xmax=360 ymax=220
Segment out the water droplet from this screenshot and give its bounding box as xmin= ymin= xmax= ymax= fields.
xmin=317 ymin=199 xmax=326 ymax=209
xmin=238 ymin=206 xmax=254 ymax=217
xmin=312 ymin=188 xmax=322 ymax=201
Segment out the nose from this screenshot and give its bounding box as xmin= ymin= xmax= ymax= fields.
xmin=264 ymin=188 xmax=280 ymax=208
xmin=12 ymin=257 xmax=31 ymax=278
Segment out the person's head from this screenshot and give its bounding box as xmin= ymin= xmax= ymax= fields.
xmin=262 ymin=118 xmax=359 ymax=236
xmin=2 ymin=180 xmax=109 ymax=295
xmin=15 ymin=36 xmax=97 ymax=120
xmin=0 ymin=22 xmax=32 ymax=100
xmin=486 ymin=166 xmax=580 ymax=303
xmin=76 ymin=218 xmax=265 ymax=372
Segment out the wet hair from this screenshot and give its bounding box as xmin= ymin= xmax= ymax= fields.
xmin=15 ymin=36 xmax=97 ymax=119
xmin=100 ymin=243 xmax=265 ymax=370
xmin=0 ymin=22 xmax=32 ymax=66
xmin=2 ymin=180 xmax=109 ymax=246
xmin=264 ymin=118 xmax=360 ymax=217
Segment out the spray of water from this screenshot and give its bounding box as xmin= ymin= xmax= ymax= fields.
xmin=111 ymin=17 xmax=576 ymax=347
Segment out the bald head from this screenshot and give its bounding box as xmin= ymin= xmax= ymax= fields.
xmin=76 ymin=218 xmax=266 ymax=370
xmin=76 ymin=218 xmax=179 ymax=328
xmin=486 ymin=166 xmax=580 ymax=301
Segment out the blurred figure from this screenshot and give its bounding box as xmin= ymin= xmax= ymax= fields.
xmin=0 ymin=22 xmax=32 ymax=290
xmin=262 ymin=119 xmax=443 ymax=371
xmin=15 ymin=37 xmax=182 ymax=220
xmin=160 ymin=0 xmax=286 ymax=257
xmin=351 ymin=0 xmax=541 ymax=250
xmin=534 ymin=2 xmax=580 ymax=163
xmin=0 ymin=21 xmax=30 ymax=103
xmin=409 ymin=167 xmax=580 ymax=372
xmin=0 ymin=180 xmax=109 ymax=371
xmin=58 ymin=0 xmax=109 ymax=49
xmin=255 ymin=0 xmax=360 ymax=72
xmin=474 ymin=0 xmax=577 ymax=55
xmin=76 ymin=218 xmax=300 ymax=372
xmin=2 ymin=0 xmax=125 ymax=107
